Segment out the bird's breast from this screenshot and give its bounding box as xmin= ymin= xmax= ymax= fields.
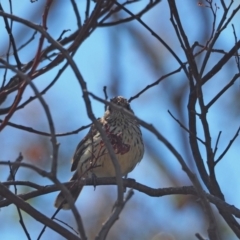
xmin=78 ymin=118 xmax=144 ymax=177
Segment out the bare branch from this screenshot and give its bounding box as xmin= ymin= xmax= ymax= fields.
xmin=0 ymin=183 xmax=80 ymax=240
xmin=2 ymin=178 xmax=240 ymax=219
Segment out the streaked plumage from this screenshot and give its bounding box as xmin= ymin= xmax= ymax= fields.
xmin=54 ymin=96 xmax=144 ymax=209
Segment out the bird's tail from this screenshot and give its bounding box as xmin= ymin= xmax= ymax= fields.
xmin=54 ymin=172 xmax=83 ymax=210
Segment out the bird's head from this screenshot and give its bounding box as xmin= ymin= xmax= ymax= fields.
xmin=109 ymin=96 xmax=132 ymax=112
xmin=104 ymin=96 xmax=134 ymax=120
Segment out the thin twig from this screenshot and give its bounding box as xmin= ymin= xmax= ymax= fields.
xmin=0 ymin=3 xmax=22 ymax=69
xmin=232 ymin=24 xmax=240 ymax=74
xmin=129 ymin=66 xmax=183 ymax=102
xmin=96 ymin=189 xmax=134 ymax=239
xmin=215 ymin=126 xmax=240 ymax=165
xmin=17 ymin=30 xmax=38 ymax=52
xmin=9 ymin=163 xmax=31 ymax=240
xmin=213 ymin=131 xmax=221 ymax=157
xmin=37 ymin=207 xmax=62 ymax=240
xmin=54 ymin=218 xmax=79 ymax=235
xmin=113 ymin=0 xmax=188 ymax=78
xmin=0 ymin=153 xmax=23 ymax=201
xmin=99 ymin=0 xmax=160 ymax=27
xmin=206 ymin=73 xmax=240 ymax=109
xmin=6 ymin=153 xmax=23 ymax=181
xmin=168 ymin=110 xmax=205 ymax=145
xmin=71 ymin=0 xmax=82 ymax=28
xmin=0 ymin=119 xmax=91 ymax=137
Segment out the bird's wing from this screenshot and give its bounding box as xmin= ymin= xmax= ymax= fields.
xmin=71 ymin=118 xmax=103 ymax=172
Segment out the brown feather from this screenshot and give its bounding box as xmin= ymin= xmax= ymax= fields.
xmin=54 ymin=96 xmax=144 ymax=210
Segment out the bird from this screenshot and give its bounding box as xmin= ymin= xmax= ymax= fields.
xmin=54 ymin=96 xmax=144 ymax=209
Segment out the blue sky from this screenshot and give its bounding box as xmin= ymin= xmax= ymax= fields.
xmin=0 ymin=1 xmax=240 ymax=239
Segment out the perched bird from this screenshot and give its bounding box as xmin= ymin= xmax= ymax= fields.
xmin=54 ymin=96 xmax=144 ymax=209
